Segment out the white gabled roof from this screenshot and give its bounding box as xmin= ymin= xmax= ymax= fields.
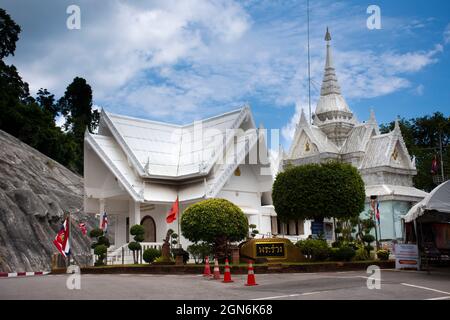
xmin=85 ymin=133 xmax=143 ymax=201
xmin=365 ymin=184 xmax=428 ymax=201
xmin=360 ymin=120 xmax=415 ymax=171
xmin=288 ymin=109 xmax=339 ymax=158
xmin=99 ymin=106 xmax=253 ymax=179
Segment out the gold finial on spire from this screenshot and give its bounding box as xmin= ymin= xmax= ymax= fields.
xmin=325 ymin=27 xmax=331 ymax=41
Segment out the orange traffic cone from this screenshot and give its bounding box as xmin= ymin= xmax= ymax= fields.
xmin=222 ymin=258 xmax=233 ymax=283
xmin=203 ymin=256 xmax=211 ymax=277
xmin=245 ymin=262 xmax=258 ymax=286
xmin=212 ymin=258 xmax=221 ymax=280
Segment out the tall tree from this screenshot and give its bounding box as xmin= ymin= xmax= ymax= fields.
xmin=380 ymin=112 xmax=450 ymax=191
xmin=57 ymin=77 xmax=99 ymax=173
xmin=0 ymin=8 xmax=21 ymax=59
xmin=36 ymin=88 xmax=57 ymax=117
xmin=0 ymin=8 xmax=81 ymax=174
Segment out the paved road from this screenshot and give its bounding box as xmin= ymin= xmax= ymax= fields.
xmin=1 ymin=269 xmax=450 ymax=300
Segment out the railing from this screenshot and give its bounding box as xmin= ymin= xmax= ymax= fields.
xmin=105 ymin=242 xmax=163 ymax=265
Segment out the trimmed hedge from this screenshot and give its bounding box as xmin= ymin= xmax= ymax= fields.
xmin=273 ymin=162 xmax=365 ymax=221
xmin=181 ymin=198 xmax=248 ymax=244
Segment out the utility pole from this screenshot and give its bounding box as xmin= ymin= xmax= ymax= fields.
xmin=307 ymin=0 xmax=312 ymax=124
xmin=439 ymin=130 xmax=445 ymax=182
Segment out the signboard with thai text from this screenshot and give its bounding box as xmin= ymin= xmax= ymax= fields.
xmin=256 ymin=243 xmax=285 ymax=258
xmin=395 ymin=244 xmax=419 ymax=270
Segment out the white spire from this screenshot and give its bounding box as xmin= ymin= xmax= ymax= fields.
xmin=368 ymin=109 xmax=377 ymax=124
xmin=299 ymin=108 xmax=309 ymax=127
xmin=320 ymin=27 xmax=342 ymax=97
xmin=393 ymin=117 xmax=401 ymax=134
xmin=313 ymin=28 xmax=355 ymax=147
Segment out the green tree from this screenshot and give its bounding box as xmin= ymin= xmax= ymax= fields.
xmin=0 ymin=9 xmax=81 ymax=174
xmin=180 ymin=199 xmax=248 ymax=258
xmin=380 ymin=112 xmax=450 ymax=191
xmin=0 ymin=8 xmax=21 ymax=59
xmin=272 ymin=162 xmax=365 ymax=223
xmin=36 ymin=88 xmax=58 ymax=117
xmin=57 ymin=77 xmax=100 ymax=174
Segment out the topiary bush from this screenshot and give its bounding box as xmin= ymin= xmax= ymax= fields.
xmin=129 ymin=224 xmax=145 ymax=264
xmin=273 ymin=162 xmax=365 ymax=222
xmin=130 ymin=225 xmax=145 ymax=242
xmin=377 ymin=249 xmax=390 ymax=261
xmin=362 ymin=234 xmax=375 ymax=243
xmin=89 ymin=228 xmax=110 ymax=265
xmin=330 ymin=246 xmax=356 ymax=262
xmin=128 ymin=241 xmax=142 ymax=264
xmin=181 ymin=198 xmax=248 ymax=259
xmin=296 ymin=239 xmax=330 ymax=261
xmin=362 ymin=234 xmax=376 ymax=256
xmin=143 ymin=248 xmax=161 ymax=264
xmin=93 ymin=244 xmax=107 ymax=266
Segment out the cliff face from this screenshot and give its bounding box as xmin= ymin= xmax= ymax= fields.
xmin=0 ymin=129 xmax=96 ymax=272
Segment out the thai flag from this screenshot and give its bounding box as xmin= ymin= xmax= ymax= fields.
xmin=376 ymin=201 xmax=381 ymax=224
xmin=53 ymin=218 xmax=70 ymax=257
xmin=100 ymin=212 xmax=108 ymax=233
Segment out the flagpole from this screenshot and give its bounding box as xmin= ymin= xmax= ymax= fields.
xmin=67 ymin=211 xmax=72 ymax=267
xmin=177 ymin=195 xmax=181 ymax=249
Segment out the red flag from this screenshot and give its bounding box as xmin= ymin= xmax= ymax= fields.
xmin=431 ymin=155 xmax=438 ymax=175
xmin=166 ymin=197 xmax=179 ymax=224
xmin=79 ymin=222 xmax=87 ymax=236
xmin=53 ymin=218 xmax=70 ymax=257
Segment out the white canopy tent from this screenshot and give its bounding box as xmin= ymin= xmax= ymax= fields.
xmin=403 ymin=181 xmax=450 ymax=223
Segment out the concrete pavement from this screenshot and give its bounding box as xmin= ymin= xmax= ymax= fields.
xmin=0 ymin=269 xmax=449 ymax=300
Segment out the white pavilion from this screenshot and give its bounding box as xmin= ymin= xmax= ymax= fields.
xmin=84 ymin=106 xmax=276 ymax=263
xmin=280 ymin=28 xmax=428 ymax=241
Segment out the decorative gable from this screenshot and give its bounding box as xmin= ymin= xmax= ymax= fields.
xmin=291 ymin=131 xmax=319 ymax=158
xmin=389 ymin=140 xmax=411 ymax=169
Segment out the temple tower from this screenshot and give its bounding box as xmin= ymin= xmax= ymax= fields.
xmin=313 ymin=28 xmax=356 ymax=147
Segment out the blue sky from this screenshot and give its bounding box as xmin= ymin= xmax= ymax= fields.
xmin=2 ymin=0 xmax=450 ymax=146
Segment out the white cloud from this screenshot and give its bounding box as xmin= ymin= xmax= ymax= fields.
xmin=412 ymin=84 xmax=425 ymax=96
xmin=444 ymin=23 xmax=450 ymax=44
xmin=3 ymin=0 xmax=446 ymax=131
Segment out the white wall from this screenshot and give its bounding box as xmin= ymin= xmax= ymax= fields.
xmin=216 ymin=164 xmax=273 ymax=235
xmin=361 ymin=200 xmax=411 ymax=241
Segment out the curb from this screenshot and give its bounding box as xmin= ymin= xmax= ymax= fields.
xmin=0 ymin=271 xmax=50 ymax=278
xmin=80 ymin=261 xmax=395 ymax=275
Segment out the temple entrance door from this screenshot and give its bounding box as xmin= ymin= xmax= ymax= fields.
xmin=141 ymin=216 xmax=156 ymax=242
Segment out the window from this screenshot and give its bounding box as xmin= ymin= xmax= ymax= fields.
xmin=271 ymin=217 xmax=304 ymax=236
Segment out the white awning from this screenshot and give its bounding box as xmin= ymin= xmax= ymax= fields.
xmin=403 ymin=180 xmax=450 ymax=223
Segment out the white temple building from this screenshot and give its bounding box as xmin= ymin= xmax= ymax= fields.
xmin=84 ymin=106 xmax=276 ymax=262
xmin=280 ymin=28 xmax=428 ymax=241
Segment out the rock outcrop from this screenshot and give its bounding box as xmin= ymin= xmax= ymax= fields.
xmin=0 ymin=129 xmax=96 ymax=272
